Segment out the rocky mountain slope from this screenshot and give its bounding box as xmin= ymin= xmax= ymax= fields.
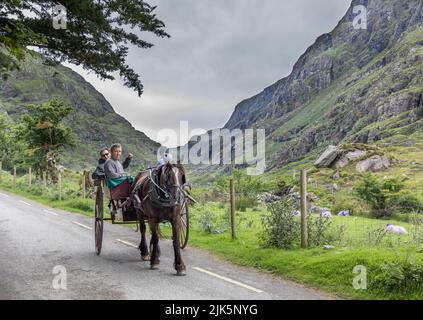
xmin=185 ymin=0 xmax=422 ymax=182
xmin=0 ymin=54 xmax=160 ymax=170
xmin=224 ymin=0 xmax=422 ymax=170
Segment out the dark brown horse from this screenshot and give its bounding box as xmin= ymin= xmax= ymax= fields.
xmin=135 ymin=162 xmax=187 ymax=276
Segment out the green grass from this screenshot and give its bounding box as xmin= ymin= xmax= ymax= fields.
xmin=2 ymin=169 xmax=423 ymax=300
xmin=184 ymin=227 xmax=423 ymax=300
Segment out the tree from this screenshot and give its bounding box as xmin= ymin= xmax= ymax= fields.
xmin=0 ymin=0 xmax=170 ymax=96
xmin=0 ymin=113 xmax=19 ymax=168
xmin=16 ymin=100 xmax=76 ymax=173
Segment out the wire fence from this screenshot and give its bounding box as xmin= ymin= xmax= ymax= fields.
xmin=1 ymin=163 xmax=422 ymax=250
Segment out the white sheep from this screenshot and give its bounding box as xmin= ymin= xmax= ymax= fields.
xmin=385 ymin=224 xmax=407 ymax=235
xmin=320 ymin=209 xmax=332 ymax=218
xmin=338 ymin=210 xmax=350 ymax=217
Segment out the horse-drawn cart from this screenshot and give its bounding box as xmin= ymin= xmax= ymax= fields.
xmin=94 ymin=174 xmax=190 ymax=256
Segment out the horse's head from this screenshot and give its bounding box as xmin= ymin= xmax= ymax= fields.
xmin=159 ymin=162 xmax=186 ymax=202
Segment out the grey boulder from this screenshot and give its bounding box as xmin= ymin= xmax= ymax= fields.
xmin=314 ymin=145 xmax=340 ymax=168
xmin=356 ymin=155 xmax=390 ymax=173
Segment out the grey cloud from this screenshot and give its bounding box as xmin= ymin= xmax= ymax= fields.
xmin=68 ymin=0 xmax=351 ymax=146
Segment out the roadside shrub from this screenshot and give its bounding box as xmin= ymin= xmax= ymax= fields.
xmin=373 ymin=255 xmax=423 ymax=293
xmin=194 ymin=204 xmax=228 ymax=234
xmin=307 ymin=214 xmax=343 ymax=246
xmin=259 ymin=198 xmax=299 ymax=249
xmin=260 ymin=198 xmax=339 ymax=249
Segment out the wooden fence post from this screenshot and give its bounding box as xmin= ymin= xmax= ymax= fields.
xmin=82 ymin=171 xmax=86 ymax=199
xmin=230 ymin=178 xmax=236 ymax=240
xmin=43 ymin=171 xmax=47 ymax=189
xmin=28 ymin=167 xmax=32 ymax=187
xmin=13 ymin=166 xmax=16 ymax=188
xmin=58 ymin=172 xmax=62 ymax=201
xmin=300 ymin=169 xmax=308 ymax=248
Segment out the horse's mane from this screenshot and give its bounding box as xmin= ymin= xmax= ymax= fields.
xmin=162 ymin=162 xmax=186 ymax=185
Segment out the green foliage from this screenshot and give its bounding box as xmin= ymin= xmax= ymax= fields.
xmin=260 ymin=197 xmax=344 ymax=249
xmin=0 ymin=0 xmax=169 ymax=95
xmin=275 ymin=178 xmax=294 ymax=196
xmin=355 ymin=175 xmax=406 ymax=218
xmin=332 ymin=190 xmax=370 ymax=217
xmin=16 ymin=100 xmax=76 ymax=171
xmin=259 ymin=198 xmax=300 ymax=249
xmin=307 ymin=214 xmax=344 ymax=247
xmin=355 ymin=175 xmax=423 ymax=217
xmin=390 ymin=191 xmax=423 ymax=213
xmin=193 ymin=204 xmax=229 ymax=234
xmin=215 ymin=169 xmax=268 ymax=210
xmin=374 ymin=252 xmax=423 ymax=293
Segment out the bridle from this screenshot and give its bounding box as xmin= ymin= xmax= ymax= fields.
xmin=160 ymin=165 xmax=184 ymax=203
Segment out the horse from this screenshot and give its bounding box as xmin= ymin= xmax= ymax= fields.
xmin=135 ymin=162 xmax=187 ymax=276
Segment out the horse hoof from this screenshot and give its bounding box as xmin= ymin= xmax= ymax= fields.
xmin=176 ymin=270 xmax=186 ymax=276
xmin=141 ymin=255 xmax=150 ymax=261
xmin=150 ymin=263 xmax=160 ymax=270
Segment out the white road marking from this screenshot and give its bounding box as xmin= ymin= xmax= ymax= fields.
xmin=43 ymin=209 xmax=59 ymax=216
xmin=0 ymin=192 xmax=10 ymax=198
xmin=116 ymin=239 xmax=138 ymax=249
xmin=72 ymin=221 xmax=92 ymax=230
xmin=192 ymin=267 xmax=264 ymax=293
xmin=19 ymin=200 xmax=32 ymax=206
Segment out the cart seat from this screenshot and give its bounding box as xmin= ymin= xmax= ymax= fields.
xmin=109 ymin=178 xmax=131 ymax=200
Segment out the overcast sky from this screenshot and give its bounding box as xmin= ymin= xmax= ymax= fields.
xmin=66 ymin=0 xmax=351 ymax=147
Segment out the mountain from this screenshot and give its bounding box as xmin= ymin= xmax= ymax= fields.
xmin=184 ymin=0 xmax=422 ymax=181
xmin=0 ymin=53 xmax=160 ymax=171
xmin=224 ymin=0 xmax=423 ymax=170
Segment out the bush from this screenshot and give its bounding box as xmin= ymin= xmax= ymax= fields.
xmin=236 ymin=196 xmax=257 ymax=212
xmin=260 ymin=198 xmax=340 ymax=249
xmin=275 ymin=179 xmax=293 ymax=196
xmin=332 ymin=190 xmax=371 ymax=217
xmin=390 ymin=191 xmax=423 ymax=213
xmin=355 ymin=175 xmax=405 ymax=218
xmin=194 ymin=204 xmax=228 ymax=234
xmin=307 ymin=214 xmax=344 ymax=246
xmin=373 ymin=255 xmax=423 ymax=293
xmin=260 ymin=198 xmax=299 ymax=249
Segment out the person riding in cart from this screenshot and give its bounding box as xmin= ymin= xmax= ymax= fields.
xmin=92 ymin=148 xmax=110 ymax=180
xmin=104 ymin=143 xmax=134 ymax=199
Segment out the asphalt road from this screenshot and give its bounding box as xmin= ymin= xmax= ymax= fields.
xmin=0 ymin=189 xmax=333 ymax=300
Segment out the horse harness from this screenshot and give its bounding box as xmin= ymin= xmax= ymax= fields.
xmin=133 ymin=167 xmax=184 ymax=208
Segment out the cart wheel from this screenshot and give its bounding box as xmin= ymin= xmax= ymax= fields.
xmin=95 ymin=185 xmax=104 ymax=256
xmin=179 ymin=200 xmax=189 ymax=249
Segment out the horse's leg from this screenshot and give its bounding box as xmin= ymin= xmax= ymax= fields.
xmin=171 ymin=218 xmax=186 ymax=276
xmin=138 ymin=218 xmax=149 ymax=261
xmin=149 ymin=220 xmax=160 ymax=269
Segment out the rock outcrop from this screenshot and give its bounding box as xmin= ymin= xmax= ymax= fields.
xmin=314 ymin=145 xmax=340 ymax=168
xmin=335 ymin=150 xmax=367 ymax=168
xmin=356 ymin=155 xmax=391 ymax=172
